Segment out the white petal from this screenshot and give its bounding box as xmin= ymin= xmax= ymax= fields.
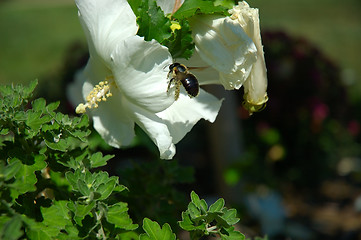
xmin=91 ymin=92 xmax=135 ymax=148
xmin=230 ymin=2 xmax=268 ymax=108
xmin=179 ymin=52 xmax=221 ymax=86
xmin=126 ymin=99 xmax=176 ymax=160
xmin=76 ymin=0 xmax=138 ymax=63
xmin=157 ymin=89 xmax=222 ymax=144
xmin=110 ymin=36 xmax=174 ymax=113
xmin=72 ymin=59 xmax=136 ymax=147
xmin=190 ymin=15 xmax=257 ymax=89
xmin=156 ymin=0 xmax=184 ymax=14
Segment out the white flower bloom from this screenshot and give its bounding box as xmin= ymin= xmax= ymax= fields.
xmin=229 ymin=1 xmax=268 ymax=113
xmin=67 ymin=0 xmax=222 ymax=159
xmin=189 ymin=15 xmax=258 ymax=90
xmin=168 ymin=1 xmax=268 ymax=114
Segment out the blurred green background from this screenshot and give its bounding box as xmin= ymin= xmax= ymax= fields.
xmin=1 ymin=0 xmax=360 ymax=99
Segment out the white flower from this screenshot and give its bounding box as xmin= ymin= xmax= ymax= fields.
xmin=229 ymin=1 xmax=268 ymax=113
xmin=67 ymin=0 xmax=222 ymax=159
xmin=166 ymin=1 xmax=268 ymax=114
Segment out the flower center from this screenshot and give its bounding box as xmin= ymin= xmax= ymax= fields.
xmin=75 ymin=76 xmax=114 ymax=114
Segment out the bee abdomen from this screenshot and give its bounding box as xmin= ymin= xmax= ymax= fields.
xmin=182 ymin=74 xmax=199 ymax=97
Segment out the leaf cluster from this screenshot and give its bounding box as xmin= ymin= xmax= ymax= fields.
xmin=0 ymin=81 xmax=250 ymax=240
xmin=128 ymin=0 xmax=229 ymax=59
xmin=179 ymin=191 xmax=245 ymax=240
xmin=0 ymin=80 xmax=135 ymax=239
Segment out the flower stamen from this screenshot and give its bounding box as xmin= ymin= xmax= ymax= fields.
xmin=76 ymin=76 xmax=114 ymax=114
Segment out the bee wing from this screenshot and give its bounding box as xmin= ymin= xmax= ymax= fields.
xmin=187 ymin=66 xmax=209 ymax=71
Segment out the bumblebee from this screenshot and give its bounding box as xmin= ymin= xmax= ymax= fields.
xmin=167 ymin=63 xmax=199 ymax=100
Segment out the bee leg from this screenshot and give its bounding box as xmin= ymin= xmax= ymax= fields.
xmin=167 ymin=78 xmax=174 ymax=94
xmin=174 ymin=81 xmax=181 ymax=100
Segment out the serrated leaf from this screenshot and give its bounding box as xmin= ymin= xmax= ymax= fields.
xmin=32 ymin=98 xmax=46 ymax=112
xmin=0 ymin=215 xmax=23 ymax=240
xmin=172 ymin=0 xmax=227 ymax=19
xmin=136 ymin=0 xmax=172 ymax=43
xmin=44 ymin=138 xmax=69 ymax=152
xmin=22 ymin=79 xmax=38 ymax=97
xmin=77 ymin=179 xmax=91 ymax=196
xmin=65 ymin=170 xmax=80 ymax=190
xmin=139 ymin=218 xmax=176 ymax=240
xmin=163 ymin=19 xmax=194 ymax=59
xmin=220 ymin=227 xmax=245 ymax=240
xmin=209 ymin=198 xmax=225 ymax=213
xmin=188 ymin=202 xmax=201 ymax=219
xmin=96 ymin=178 xmax=116 ymax=200
xmin=106 ymin=202 xmax=138 ymax=230
xmin=90 ymin=152 xmax=114 ymax=168
xmin=46 ymin=101 xmax=60 ymax=114
xmin=221 ymin=208 xmax=239 ymax=226
xmin=3 ymin=159 xmax=22 ymax=181
xmin=199 ymin=199 xmax=208 ymax=214
xmin=74 ymin=201 xmax=96 ymax=222
xmin=26 ymin=229 xmax=52 ymax=240
xmin=41 ymin=201 xmax=71 ymax=230
xmin=178 ymin=212 xmax=198 ymax=231
xmin=190 ymin=191 xmax=201 ymax=207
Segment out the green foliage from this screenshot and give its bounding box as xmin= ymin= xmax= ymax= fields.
xmin=179 ymin=191 xmax=245 ymax=240
xmin=0 ymin=80 xmax=253 ymax=240
xmin=128 ymin=0 xmax=229 ymax=59
xmin=0 ymin=80 xmax=135 ymax=239
xmin=172 ymin=0 xmax=228 ymax=19
xmin=139 ymin=218 xmax=176 ymax=240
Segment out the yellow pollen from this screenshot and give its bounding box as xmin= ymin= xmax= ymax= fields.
xmin=75 ymin=77 xmax=114 ymax=114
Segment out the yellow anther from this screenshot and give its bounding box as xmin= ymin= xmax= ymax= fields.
xmin=170 ymin=21 xmax=181 ymax=33
xmin=75 ymin=76 xmax=114 ymax=114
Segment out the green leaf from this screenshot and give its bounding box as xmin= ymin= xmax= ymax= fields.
xmin=188 ymin=202 xmax=201 ymax=219
xmin=106 ymin=202 xmax=138 ymax=231
xmin=0 ymin=215 xmax=23 ymax=240
xmin=139 ymin=218 xmax=176 ymax=240
xmin=136 ymin=0 xmax=172 ymax=43
xmin=178 ymin=212 xmax=198 ymax=231
xmin=190 ymin=191 xmax=201 ymax=207
xmin=209 ymin=198 xmax=225 ymax=213
xmin=46 ymin=101 xmax=60 ymax=114
xmin=220 ymin=227 xmax=245 ymax=240
xmin=41 ymin=201 xmax=71 ymax=230
xmin=26 ymin=229 xmax=52 ymax=240
xmin=222 ymin=209 xmax=240 ymax=226
xmin=3 ymin=159 xmax=22 ymax=181
xmin=90 ymin=152 xmax=114 ymax=168
xmin=172 ymin=0 xmax=228 ymax=19
xmin=96 ymin=178 xmax=116 ymax=200
xmin=22 ymin=79 xmax=38 ymax=97
xmin=163 ymin=19 xmax=194 ymax=59
xmin=77 ymin=179 xmax=91 ymax=196
xmin=32 ymin=98 xmax=46 ymax=113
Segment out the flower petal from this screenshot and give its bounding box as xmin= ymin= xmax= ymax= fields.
xmin=76 ymin=0 xmax=138 ymax=62
xmin=156 ymin=0 xmax=184 ymax=15
xmin=110 ymin=36 xmax=174 ymax=113
xmin=126 ymin=99 xmax=176 ymax=160
xmin=68 ymin=59 xmax=136 ymax=148
xmin=190 ymin=15 xmax=257 ymax=89
xmin=157 ymin=89 xmax=222 ymax=144
xmin=179 ymin=52 xmax=221 ymax=86
xmin=229 ymin=1 xmax=268 ymax=110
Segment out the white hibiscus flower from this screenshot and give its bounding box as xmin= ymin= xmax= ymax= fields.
xmin=67 ymin=0 xmax=222 ymax=159
xmin=157 ymin=0 xmax=268 ymax=114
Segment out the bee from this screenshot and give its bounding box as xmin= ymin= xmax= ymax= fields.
xmin=167 ymin=63 xmax=199 ymax=100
